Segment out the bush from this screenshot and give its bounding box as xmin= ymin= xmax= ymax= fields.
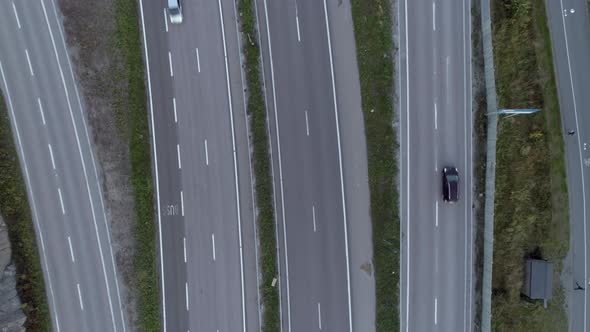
xmin=0 ymin=92 xmax=51 ymax=330
xmin=238 ymin=0 xmax=280 ymax=330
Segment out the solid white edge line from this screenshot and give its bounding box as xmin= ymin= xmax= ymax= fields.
xmin=559 ymin=0 xmax=588 ymax=330
xmin=177 ymin=144 xmax=182 ymax=169
xmin=173 ymin=97 xmax=177 ymax=123
xmin=180 ymin=190 xmax=184 ymax=217
xmin=322 ymin=1 xmax=353 ymax=330
xmin=185 ymin=282 xmax=189 ymax=311
xmin=77 ymin=283 xmax=84 ymax=311
xmin=468 ymin=0 xmax=474 ymax=329
xmin=168 ymin=51 xmax=173 ymax=77
xmin=196 ymin=48 xmax=201 ymax=73
xmin=1 ymin=60 xmax=62 ymax=332
xmin=57 ymin=187 xmax=65 ymax=214
xmin=164 ymin=8 xmax=168 ymax=32
xmin=67 ymin=236 xmax=75 ymax=262
xmin=397 ymin=1 xmax=404 ymax=328
xmin=138 ymin=0 xmax=167 ymax=329
xmin=217 ymin=1 xmax=247 ymax=329
xmin=212 ymin=233 xmax=216 ymax=261
xmin=183 ymin=237 xmax=187 ymax=263
xmin=37 ymin=98 xmax=46 ymax=125
xmin=41 ymin=1 xmax=118 ymax=330
xmin=321 ymin=0 xmax=355 ymax=329
xmin=462 ymin=1 xmax=468 ymax=331
xmin=49 ymin=0 xmax=127 ymax=329
xmin=404 ymin=0 xmax=411 ymax=330
xmin=25 ymin=49 xmax=34 ymax=76
xmin=48 ymin=143 xmax=56 ymax=170
xmin=204 ymin=139 xmax=209 ymax=166
xmin=12 ymin=2 xmax=21 ymax=29
xmin=262 ymin=0 xmax=292 ymax=329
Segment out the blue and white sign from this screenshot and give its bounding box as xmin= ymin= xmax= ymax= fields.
xmin=496 ymin=109 xmax=540 ymax=114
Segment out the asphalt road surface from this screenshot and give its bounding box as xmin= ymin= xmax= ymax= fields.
xmin=399 ymin=0 xmax=474 ymax=331
xmin=256 ymin=0 xmax=375 ymax=330
xmin=0 ymin=0 xmax=126 ymax=331
xmin=139 ymin=0 xmax=260 ymax=331
xmin=545 ymin=1 xmax=590 ymax=331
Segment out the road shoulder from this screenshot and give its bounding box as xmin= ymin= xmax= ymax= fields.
xmin=326 ymin=0 xmax=376 ymax=330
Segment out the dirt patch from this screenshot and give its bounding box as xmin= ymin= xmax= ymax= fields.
xmin=360 ymin=261 xmax=373 ymax=276
xmin=57 ymin=0 xmax=137 ymax=329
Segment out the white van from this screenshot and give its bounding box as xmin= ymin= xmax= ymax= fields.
xmin=168 ymin=0 xmax=183 ymax=24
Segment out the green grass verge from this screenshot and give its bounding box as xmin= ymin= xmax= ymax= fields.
xmin=471 ymin=2 xmax=487 ymax=328
xmin=491 ymin=0 xmax=569 ymax=330
xmin=350 ymin=0 xmax=398 ymax=330
xmin=114 ymin=1 xmax=159 ymax=330
xmin=238 ymin=0 xmax=280 ymax=330
xmin=0 ymin=93 xmax=50 ymax=330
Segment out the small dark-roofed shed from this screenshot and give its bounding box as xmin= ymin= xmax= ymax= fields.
xmin=523 ymin=259 xmax=553 ymax=300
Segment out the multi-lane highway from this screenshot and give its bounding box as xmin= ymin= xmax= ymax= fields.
xmin=0 ymin=0 xmax=126 ymax=331
xmin=139 ymin=0 xmax=260 ymax=331
xmin=399 ymin=0 xmax=474 ymax=331
xmin=256 ymin=0 xmax=375 ymax=330
xmin=545 ymin=1 xmax=590 ymax=331
xmin=0 ymin=0 xmax=375 ymax=330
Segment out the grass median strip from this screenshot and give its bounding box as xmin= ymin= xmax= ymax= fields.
xmin=238 ymin=0 xmax=280 ymax=330
xmin=115 ymin=0 xmax=159 ymax=330
xmin=0 ymin=92 xmax=50 ymax=330
xmin=350 ymin=0 xmax=398 ymax=330
xmin=491 ymin=0 xmax=569 ymax=330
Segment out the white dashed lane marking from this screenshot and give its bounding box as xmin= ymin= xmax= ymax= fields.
xmin=25 ymin=49 xmax=34 ymax=76
xmin=12 ymin=2 xmax=21 ymax=29
xmin=67 ymin=236 xmax=75 ymax=263
xmin=77 ymin=283 xmax=84 ymax=311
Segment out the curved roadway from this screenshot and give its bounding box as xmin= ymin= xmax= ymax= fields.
xmin=0 ymin=0 xmax=126 ymax=330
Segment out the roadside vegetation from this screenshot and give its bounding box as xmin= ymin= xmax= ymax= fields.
xmin=238 ymin=0 xmax=280 ymax=330
xmin=471 ymin=1 xmax=487 ymax=328
xmin=350 ymin=0 xmax=398 ymax=330
xmin=114 ymin=0 xmax=159 ymax=330
xmin=0 ymin=93 xmax=50 ymax=330
xmin=491 ymin=0 xmax=569 ymax=330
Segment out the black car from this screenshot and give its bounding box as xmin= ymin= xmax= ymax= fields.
xmin=442 ymin=167 xmax=459 ymax=202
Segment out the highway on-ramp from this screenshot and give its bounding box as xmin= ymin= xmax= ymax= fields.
xmin=399 ymin=0 xmax=474 ymax=331
xmin=545 ymin=0 xmax=590 ymax=331
xmin=0 ymin=0 xmax=126 ymax=331
xmin=139 ymin=0 xmax=260 ymax=331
